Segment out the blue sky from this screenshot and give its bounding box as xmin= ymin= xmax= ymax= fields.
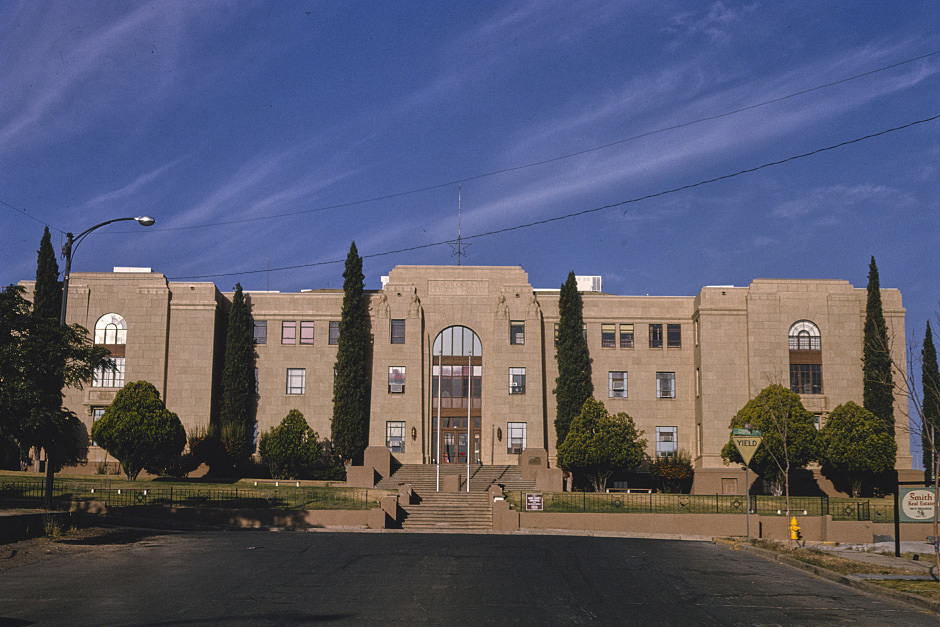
xmin=2 ymin=2 xmax=938 ymax=431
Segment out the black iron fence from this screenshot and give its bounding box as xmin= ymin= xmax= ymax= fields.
xmin=0 ymin=479 xmax=383 ymax=511
xmin=508 ymin=491 xmax=898 ymax=522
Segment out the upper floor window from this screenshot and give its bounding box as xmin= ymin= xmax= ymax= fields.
xmin=286 ymin=368 xmax=305 ymax=395
xmin=391 ymin=319 xmax=406 ymax=344
xmin=656 ymin=372 xmax=676 ymax=399
xmin=608 ymin=371 xmax=627 ymax=398
xmin=300 ymin=321 xmax=314 ymax=345
xmin=789 ymin=320 xmax=822 ymax=394
xmin=509 ymin=367 xmax=526 ymax=394
xmin=667 ymin=324 xmax=681 ymax=348
xmin=620 ymin=324 xmax=634 ymax=348
xmin=788 ymin=320 xmax=821 ymax=351
xmin=328 ymin=321 xmax=340 ymax=345
xmin=510 ymin=320 xmax=525 ymax=345
xmin=388 ymin=367 xmax=405 ymax=393
xmin=94 ymin=313 xmax=127 ymax=346
xmin=281 ymin=321 xmax=296 ymax=344
xmin=93 ymin=358 xmax=125 ymax=388
xmin=253 ymin=321 xmax=267 ymax=345
xmin=649 ymin=324 xmax=663 ymax=348
xmin=601 ymin=324 xmax=616 ymax=348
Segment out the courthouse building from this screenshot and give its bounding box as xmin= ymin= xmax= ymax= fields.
xmin=29 ymin=264 xmax=910 ymax=494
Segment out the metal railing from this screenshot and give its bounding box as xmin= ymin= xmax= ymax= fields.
xmin=0 ymin=479 xmax=383 ymax=511
xmin=508 ymin=491 xmax=898 ymax=522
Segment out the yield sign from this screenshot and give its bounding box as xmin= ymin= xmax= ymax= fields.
xmin=731 ymin=428 xmax=762 ymax=465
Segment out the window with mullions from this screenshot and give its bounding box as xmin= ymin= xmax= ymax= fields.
xmin=510 ymin=320 xmax=525 ymax=345
xmin=281 ymin=321 xmax=296 ymax=344
xmin=253 ymin=321 xmax=267 ymax=345
xmin=509 ymin=367 xmax=526 ymax=394
xmin=620 ymin=324 xmax=634 ymax=348
xmin=391 ymin=319 xmax=406 ymax=344
xmin=507 ymin=422 xmax=527 ymax=454
xmin=300 ymin=321 xmax=314 ymax=345
xmin=649 ymin=324 xmax=663 ymax=348
xmin=91 ymin=408 xmax=106 ymax=446
xmin=656 ymin=372 xmax=675 ymax=399
xmin=386 ymin=421 xmax=405 ymax=453
xmin=388 ymin=367 xmax=405 ymax=393
xmin=790 ymin=364 xmax=822 ymax=395
xmin=93 ymin=357 xmax=125 ymax=388
xmin=601 ymin=324 xmax=616 ymax=348
xmin=93 ymin=313 xmax=127 ymax=388
xmin=286 ymin=368 xmax=306 ymax=395
xmin=667 ymin=324 xmax=681 ymax=348
xmin=328 ymin=321 xmax=339 ymax=345
xmin=608 ymin=371 xmax=627 ymax=398
xmin=656 ymin=426 xmax=678 ymax=458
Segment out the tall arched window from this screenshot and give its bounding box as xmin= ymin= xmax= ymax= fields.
xmin=431 ymin=326 xmax=482 ymax=464
xmin=93 ymin=313 xmax=127 ymax=388
xmin=788 ymin=320 xmax=822 ymax=394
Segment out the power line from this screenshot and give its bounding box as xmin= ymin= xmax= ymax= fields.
xmin=0 ymin=198 xmax=63 ymax=233
xmin=119 ymin=49 xmax=940 ymax=234
xmin=169 ymin=112 xmax=940 ymax=280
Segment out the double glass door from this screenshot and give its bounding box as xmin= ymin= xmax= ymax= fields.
xmin=439 ymin=417 xmax=481 ymax=464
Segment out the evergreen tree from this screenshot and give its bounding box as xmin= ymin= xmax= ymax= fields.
xmin=863 ymin=257 xmax=894 ymax=431
xmin=331 ymin=242 xmax=371 ymax=464
xmin=923 ymin=322 xmax=940 ymax=484
xmin=820 ymin=401 xmax=896 ymax=497
xmin=33 ymin=226 xmax=61 ymax=321
xmin=554 ymin=271 xmax=592 ymax=447
xmin=219 ymin=283 xmax=256 ymax=468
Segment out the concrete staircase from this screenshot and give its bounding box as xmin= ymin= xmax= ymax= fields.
xmin=375 ymin=465 xmax=537 ymax=531
xmin=400 ymin=492 xmax=493 ymax=531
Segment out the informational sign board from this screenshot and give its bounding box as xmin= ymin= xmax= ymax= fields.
xmin=899 ymin=488 xmax=937 ymax=523
xmin=525 ymin=493 xmax=543 ymax=512
xmin=731 ymin=428 xmax=762 ymax=465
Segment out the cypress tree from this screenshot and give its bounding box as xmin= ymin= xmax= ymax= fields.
xmin=923 ymin=323 xmax=940 ymax=483
xmin=33 ymin=226 xmax=61 ymax=321
xmin=219 ymin=283 xmax=255 ymax=467
xmin=331 ymin=242 xmax=371 ymax=464
xmin=862 ymin=257 xmax=894 ymax=430
xmin=554 ymin=271 xmax=593 ymax=447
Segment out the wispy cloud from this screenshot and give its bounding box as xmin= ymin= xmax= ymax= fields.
xmin=668 ymin=1 xmax=758 ymax=45
xmin=772 ymin=184 xmax=919 ymax=222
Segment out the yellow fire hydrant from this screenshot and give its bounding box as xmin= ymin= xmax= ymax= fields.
xmin=790 ymin=516 xmax=801 ymax=541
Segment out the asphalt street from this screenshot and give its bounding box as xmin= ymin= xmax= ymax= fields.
xmin=1 ymin=530 xmax=937 ymax=626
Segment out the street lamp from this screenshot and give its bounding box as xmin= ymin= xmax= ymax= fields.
xmin=58 ymin=216 xmax=155 ymax=326
xmin=44 ymin=216 xmax=154 ymax=510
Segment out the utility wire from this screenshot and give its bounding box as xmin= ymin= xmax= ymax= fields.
xmin=0 ymin=198 xmax=63 ymax=233
xmin=118 ymin=49 xmax=940 ymax=233
xmin=169 ymin=112 xmax=940 ymax=280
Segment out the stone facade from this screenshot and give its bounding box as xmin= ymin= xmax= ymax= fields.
xmin=23 ymin=264 xmax=910 ymax=493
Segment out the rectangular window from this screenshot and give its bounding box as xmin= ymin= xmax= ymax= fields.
xmin=328 ymin=321 xmax=339 ymax=345
xmin=388 ymin=366 xmax=406 ymax=393
xmin=254 ymin=367 xmax=259 ymax=394
xmin=620 ymin=323 xmax=634 ymax=348
xmin=554 ymin=323 xmax=559 ymax=347
xmin=390 ymin=319 xmax=406 ymax=344
xmin=253 ymin=321 xmax=267 ymax=345
xmin=656 ymin=371 xmax=676 ymax=399
xmin=386 ymin=421 xmax=405 ymax=453
xmin=608 ymin=371 xmax=628 ymax=398
xmin=92 ymin=357 xmax=125 ymax=388
xmin=656 ymin=426 xmax=678 ymax=458
xmin=649 ymin=324 xmax=663 ymax=348
xmin=507 ymin=422 xmax=527 ymax=454
xmin=91 ymin=408 xmax=106 ymax=446
xmin=286 ymin=368 xmax=306 ymax=395
xmin=281 ymin=321 xmax=296 ymax=345
xmin=509 ymin=367 xmax=526 ymax=394
xmin=510 ymin=320 xmax=525 ymax=345
xmin=601 ymin=323 xmax=616 ymax=348
xmin=667 ymin=324 xmax=681 ymax=348
xmin=790 ymin=364 xmax=823 ymax=394
xmin=300 ymin=321 xmax=314 ymax=345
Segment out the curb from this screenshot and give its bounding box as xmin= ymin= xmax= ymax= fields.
xmin=715 ymin=539 xmax=940 ymax=615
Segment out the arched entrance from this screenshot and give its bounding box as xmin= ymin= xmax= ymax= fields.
xmin=431 ymin=326 xmax=482 ymax=464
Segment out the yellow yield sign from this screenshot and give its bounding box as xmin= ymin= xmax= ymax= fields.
xmin=731 ymin=428 xmax=762 ymax=465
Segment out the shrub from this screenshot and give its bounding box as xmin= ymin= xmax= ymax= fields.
xmin=90 ymin=381 xmax=186 ymax=480
xmin=188 ymin=424 xmax=233 ymax=476
xmin=649 ymin=450 xmax=694 ymax=493
xmin=259 ymin=410 xmax=321 ymax=480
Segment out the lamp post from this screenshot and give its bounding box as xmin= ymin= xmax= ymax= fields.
xmin=44 ymin=215 xmax=155 ymax=510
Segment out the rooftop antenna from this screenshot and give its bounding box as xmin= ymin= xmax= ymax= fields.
xmin=449 ymin=182 xmax=469 ymax=265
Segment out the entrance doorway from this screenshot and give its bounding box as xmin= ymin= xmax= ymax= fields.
xmin=431 ymin=326 xmax=482 ymax=464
